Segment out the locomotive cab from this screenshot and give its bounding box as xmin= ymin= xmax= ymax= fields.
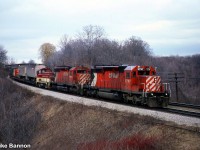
xmin=36 ymin=68 xmax=54 ymax=88
xmin=123 ymin=65 xmax=170 ymax=107
xmin=69 ymin=66 xmax=91 ymax=85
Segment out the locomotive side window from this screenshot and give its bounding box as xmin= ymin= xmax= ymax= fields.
xmin=126 ymin=72 xmax=130 ymax=79
xmin=132 ymin=71 xmax=136 ymax=77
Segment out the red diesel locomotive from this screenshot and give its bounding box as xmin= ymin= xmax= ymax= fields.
xmin=52 ymin=66 xmax=90 ymax=94
xmin=90 ymin=65 xmax=170 ymax=107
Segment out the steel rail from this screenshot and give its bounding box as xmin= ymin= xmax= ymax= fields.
xmin=169 ymin=102 xmax=200 ymax=109
xmin=162 ymin=108 xmax=200 ymax=118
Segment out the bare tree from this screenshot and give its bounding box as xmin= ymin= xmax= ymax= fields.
xmin=77 ymin=25 xmax=105 ymax=42
xmin=122 ymin=36 xmax=151 ymax=65
xmin=58 ymin=35 xmax=75 ymax=65
xmin=28 ymin=59 xmax=35 ymax=64
xmin=21 ymin=61 xmax=26 ymax=64
xmin=0 ymin=45 xmax=7 ymax=67
xmin=57 ymin=27 xmax=153 ymax=66
xmin=6 ymin=57 xmax=16 ymax=65
xmin=77 ymin=25 xmax=106 ymax=65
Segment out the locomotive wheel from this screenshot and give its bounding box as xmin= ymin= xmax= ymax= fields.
xmin=131 ymin=100 xmax=137 ymax=105
xmin=161 ymin=98 xmax=169 ymax=108
xmin=123 ymin=98 xmax=128 ymax=103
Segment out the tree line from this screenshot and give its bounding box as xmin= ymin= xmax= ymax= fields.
xmin=39 ymin=25 xmax=152 ymax=67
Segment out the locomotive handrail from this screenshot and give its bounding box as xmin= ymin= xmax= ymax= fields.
xmin=162 ymin=83 xmax=171 ymax=96
xmin=140 ymin=83 xmax=146 ymax=97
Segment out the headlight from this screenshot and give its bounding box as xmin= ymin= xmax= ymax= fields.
xmin=151 ymin=93 xmax=154 ymax=96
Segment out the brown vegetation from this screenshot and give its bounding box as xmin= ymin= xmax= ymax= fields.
xmin=0 ymin=73 xmax=200 ymax=149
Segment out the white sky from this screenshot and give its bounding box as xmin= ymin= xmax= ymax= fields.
xmin=0 ymin=0 xmax=200 ymax=63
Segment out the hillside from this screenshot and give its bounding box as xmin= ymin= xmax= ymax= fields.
xmin=0 ymin=75 xmax=200 ymax=149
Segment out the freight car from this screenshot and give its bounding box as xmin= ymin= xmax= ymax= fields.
xmin=9 ymin=63 xmax=53 ymax=87
xmin=18 ymin=64 xmax=46 ymax=81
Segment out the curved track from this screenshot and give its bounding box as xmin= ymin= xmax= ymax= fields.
xmin=10 ymin=77 xmax=200 ymax=118
xmin=169 ymin=102 xmax=200 ymax=109
xmin=9 ymin=77 xmax=200 ymax=128
xmin=162 ymin=108 xmax=200 ymax=118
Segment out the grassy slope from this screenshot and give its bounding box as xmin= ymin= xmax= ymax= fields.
xmin=0 ymin=78 xmax=200 ymax=150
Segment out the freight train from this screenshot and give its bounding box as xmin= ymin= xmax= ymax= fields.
xmin=9 ymin=63 xmax=171 ymax=107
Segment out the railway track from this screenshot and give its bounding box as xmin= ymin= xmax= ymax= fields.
xmin=168 ymin=102 xmax=200 ymax=118
xmin=169 ymin=102 xmax=200 ymax=109
xmin=9 ymin=77 xmax=200 ymax=133
xmin=162 ymin=108 xmax=200 ymax=118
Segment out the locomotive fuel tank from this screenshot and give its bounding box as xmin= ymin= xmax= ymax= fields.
xmin=98 ymin=91 xmax=121 ymax=101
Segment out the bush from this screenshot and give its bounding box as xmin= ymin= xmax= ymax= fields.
xmin=78 ymin=133 xmax=157 ymax=150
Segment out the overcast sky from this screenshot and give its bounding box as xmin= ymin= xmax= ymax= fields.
xmin=0 ymin=0 xmax=200 ymax=63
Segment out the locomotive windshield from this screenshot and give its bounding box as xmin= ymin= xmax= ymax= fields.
xmin=138 ymin=71 xmax=150 ymax=75
xmin=77 ymin=70 xmax=86 ymax=74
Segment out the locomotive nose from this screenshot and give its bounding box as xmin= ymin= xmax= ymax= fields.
xmin=145 ymin=76 xmax=161 ymax=92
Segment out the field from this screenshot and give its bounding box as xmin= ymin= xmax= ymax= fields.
xmin=0 ymin=77 xmax=200 ymax=150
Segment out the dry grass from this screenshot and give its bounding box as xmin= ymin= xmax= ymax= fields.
xmin=0 ymin=75 xmax=200 ymax=150
xmin=0 ymin=77 xmax=39 ymax=145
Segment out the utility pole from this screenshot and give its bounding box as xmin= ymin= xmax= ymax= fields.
xmin=168 ymin=73 xmax=184 ymax=102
